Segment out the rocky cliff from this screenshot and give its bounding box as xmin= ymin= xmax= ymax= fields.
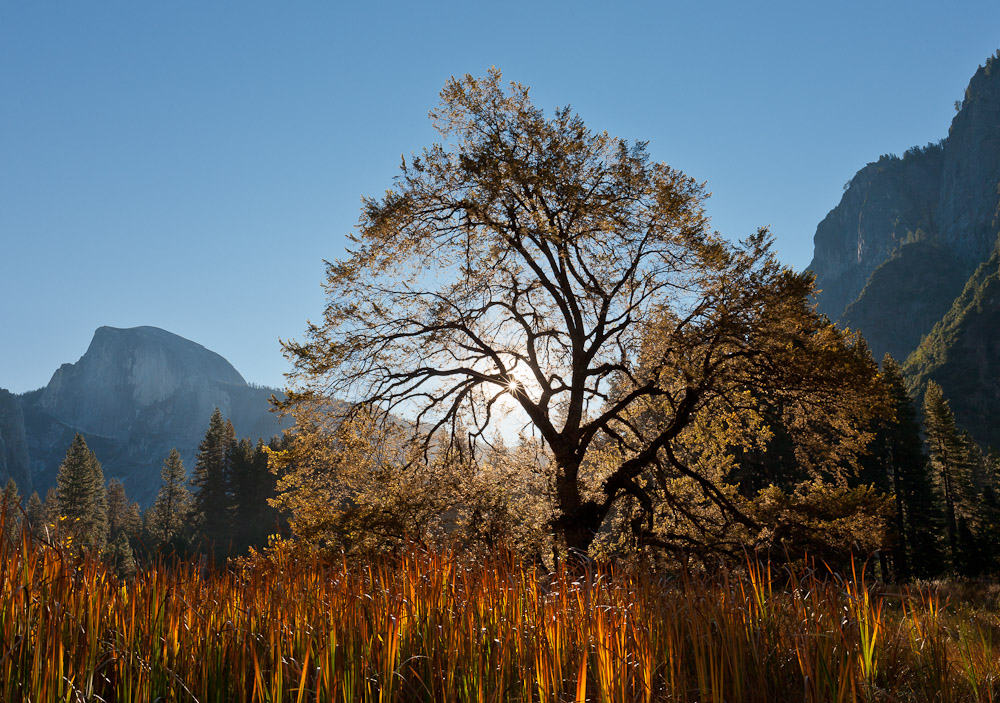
xmin=810 ymin=147 xmax=945 ymax=322
xmin=18 ymin=326 xmax=286 ymax=505
xmin=839 ymin=240 xmax=967 ymax=362
xmin=809 ymin=53 xmax=1000 ymax=365
xmin=0 ymin=389 xmax=31 ymax=495
xmin=808 ymin=51 xmax=1000 ymax=445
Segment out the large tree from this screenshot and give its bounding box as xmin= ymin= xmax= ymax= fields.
xmin=283 ymin=70 xmax=885 ymax=554
xmin=55 ymin=434 xmax=108 ymax=550
xmin=865 ymin=355 xmax=944 ymax=578
xmin=149 ymin=448 xmax=193 ymax=546
xmin=191 ymin=409 xmax=236 ymax=551
xmin=923 ymin=381 xmax=978 ymax=573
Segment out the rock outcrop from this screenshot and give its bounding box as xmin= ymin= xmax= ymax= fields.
xmin=810 ymin=147 xmax=945 ymax=322
xmin=0 ymin=389 xmax=31 ymax=495
xmin=18 ymin=326 xmax=286 ymax=505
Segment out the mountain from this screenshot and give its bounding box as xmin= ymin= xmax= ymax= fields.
xmin=838 ymin=239 xmax=967 ymax=363
xmin=11 ymin=326 xmax=287 ymax=505
xmin=808 ymin=50 xmax=1000 ymax=446
xmin=904 ymin=248 xmax=1000 ymax=447
xmin=0 ymin=389 xmax=31 ymax=495
xmin=809 ymin=52 xmax=1000 ymax=364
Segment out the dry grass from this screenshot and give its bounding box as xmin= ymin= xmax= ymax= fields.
xmin=2 ymin=510 xmax=1000 ymax=701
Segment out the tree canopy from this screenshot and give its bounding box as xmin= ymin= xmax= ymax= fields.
xmin=282 ymin=70 xmax=887 ymax=554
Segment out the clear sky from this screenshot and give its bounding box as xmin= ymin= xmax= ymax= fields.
xmin=2 ymin=2 xmax=999 ymax=393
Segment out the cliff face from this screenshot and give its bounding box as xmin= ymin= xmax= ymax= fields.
xmin=938 ymin=60 xmax=1000 ymax=265
xmin=809 ymin=147 xmax=944 ymax=321
xmin=809 ymin=53 xmax=1000 ymax=365
xmin=19 ymin=326 xmax=286 ymax=505
xmin=0 ymin=389 xmax=31 ymax=495
xmin=37 ymin=326 xmax=247 ymax=438
xmin=839 ymin=241 xmax=967 ymax=362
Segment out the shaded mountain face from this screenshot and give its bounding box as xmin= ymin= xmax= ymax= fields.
xmin=18 ymin=326 xmax=286 ymax=506
xmin=809 ymin=54 xmax=1000 ymax=365
xmin=808 ymin=51 xmax=1000 ymax=447
xmin=810 ymin=147 xmax=945 ymax=321
xmin=839 ymin=241 xmax=967 ymax=363
xmin=0 ymin=389 xmax=31 ymax=496
xmin=904 ymin=249 xmax=1000 ymax=448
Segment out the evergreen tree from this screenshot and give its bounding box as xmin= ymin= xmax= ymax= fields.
xmin=229 ymin=437 xmax=282 ymax=552
xmin=55 ymin=434 xmax=109 ymax=550
xmin=25 ymin=491 xmax=44 ymax=540
xmin=979 ymin=450 xmax=1000 ymax=572
xmin=106 ymin=530 xmax=137 ymax=578
xmin=106 ymin=479 xmax=138 ymax=538
xmin=923 ymin=382 xmax=978 ymax=574
xmin=191 ymin=409 xmax=236 ymax=553
xmin=42 ymin=488 xmax=59 ymax=539
xmin=2 ymin=478 xmax=21 ymax=535
xmin=149 ymin=448 xmax=193 ymax=546
xmin=105 ymin=478 xmax=142 ymax=570
xmin=877 ymin=355 xmax=944 ymax=578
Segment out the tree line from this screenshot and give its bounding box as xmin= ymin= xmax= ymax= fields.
xmin=0 ymin=407 xmax=285 ymax=575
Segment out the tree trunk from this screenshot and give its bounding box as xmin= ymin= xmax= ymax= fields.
xmin=552 ymin=456 xmax=604 ymax=555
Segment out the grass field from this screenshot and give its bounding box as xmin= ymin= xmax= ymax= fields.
xmin=2 ymin=513 xmax=1000 ymax=702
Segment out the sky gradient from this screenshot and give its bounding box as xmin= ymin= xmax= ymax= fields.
xmin=3 ymin=2 xmax=999 ymax=393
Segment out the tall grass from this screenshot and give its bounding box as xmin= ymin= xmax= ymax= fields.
xmin=2 ymin=506 xmax=1000 ymax=702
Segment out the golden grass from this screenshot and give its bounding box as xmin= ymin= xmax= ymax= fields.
xmin=2 ymin=510 xmax=1000 ymax=702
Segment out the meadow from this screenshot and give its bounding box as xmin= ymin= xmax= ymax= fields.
xmin=3 ymin=511 xmax=1000 ymax=702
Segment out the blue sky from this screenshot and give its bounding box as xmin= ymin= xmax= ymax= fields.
xmin=2 ymin=2 xmax=999 ymax=393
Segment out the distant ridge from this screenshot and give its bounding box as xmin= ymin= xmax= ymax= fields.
xmin=0 ymin=326 xmax=287 ymax=505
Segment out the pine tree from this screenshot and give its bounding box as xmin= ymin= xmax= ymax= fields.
xmin=25 ymin=491 xmax=44 ymax=540
xmin=191 ymin=409 xmax=236 ymax=553
xmin=55 ymin=434 xmax=109 ymax=550
xmin=923 ymin=381 xmax=978 ymax=574
xmin=42 ymin=488 xmax=60 ymax=539
xmin=229 ymin=437 xmax=281 ymax=552
xmin=106 ymin=479 xmax=141 ymax=544
xmin=878 ymin=356 xmax=944 ymax=578
xmin=106 ymin=530 xmax=137 ymax=578
xmin=150 ymin=448 xmax=193 ymax=546
xmin=2 ymin=478 xmax=21 ymax=536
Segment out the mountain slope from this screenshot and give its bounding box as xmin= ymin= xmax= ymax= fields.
xmin=904 ymin=246 xmax=1000 ymax=448
xmin=839 ymin=240 xmax=966 ymax=362
xmin=809 ymin=52 xmax=1000 ymax=366
xmin=19 ymin=326 xmax=286 ymax=505
xmin=0 ymin=389 xmax=31 ymax=495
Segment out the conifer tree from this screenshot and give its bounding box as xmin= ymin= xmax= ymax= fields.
xmin=150 ymin=448 xmax=193 ymax=546
xmin=103 ymin=477 xmax=139 ymax=578
xmin=2 ymin=478 xmax=21 ymax=535
xmin=25 ymin=491 xmax=44 ymax=539
xmin=55 ymin=434 xmax=109 ymax=550
xmin=923 ymin=381 xmax=978 ymax=574
xmin=877 ymin=355 xmax=944 ymax=578
xmin=42 ymin=488 xmax=59 ymax=539
xmin=191 ymin=409 xmax=236 ymax=552
xmin=106 ymin=530 xmax=137 ymax=577
xmin=229 ymin=437 xmax=281 ymax=551
xmin=106 ymin=479 xmax=141 ymax=542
